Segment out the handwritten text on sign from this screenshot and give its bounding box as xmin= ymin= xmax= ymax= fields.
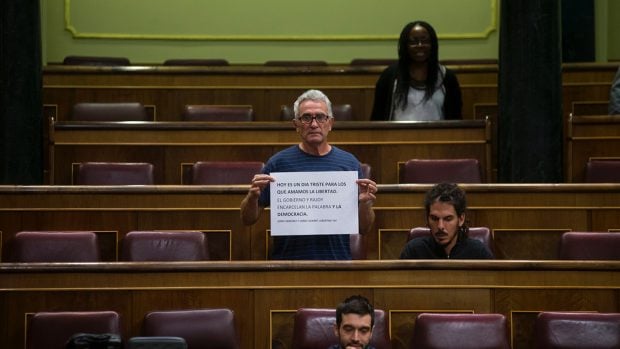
xmin=270 ymin=171 xmax=358 ymax=236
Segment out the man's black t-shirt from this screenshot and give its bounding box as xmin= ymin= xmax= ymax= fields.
xmin=400 ymin=236 xmax=494 ymax=259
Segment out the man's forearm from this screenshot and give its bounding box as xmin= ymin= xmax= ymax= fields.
xmin=358 ymin=202 xmax=375 ymax=234
xmin=240 ymin=194 xmax=261 ymax=225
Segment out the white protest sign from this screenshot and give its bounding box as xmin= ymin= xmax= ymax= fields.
xmin=269 ymin=171 xmax=359 ymax=236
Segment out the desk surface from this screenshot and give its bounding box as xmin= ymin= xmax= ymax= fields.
xmin=3 ymin=182 xmax=620 ymax=207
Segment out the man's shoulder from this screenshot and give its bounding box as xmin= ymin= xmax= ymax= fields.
xmin=329 ymin=146 xmax=359 ymax=161
xmin=459 ymin=237 xmax=494 ymax=258
xmin=401 ymin=236 xmax=438 ymax=259
xmin=330 ymin=145 xmax=352 ymax=154
xmin=462 ymin=237 xmax=486 ymax=248
xmin=409 ymin=235 xmax=434 ymax=246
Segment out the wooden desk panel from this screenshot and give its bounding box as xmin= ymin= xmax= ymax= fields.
xmin=43 ymin=65 xmax=500 ymax=121
xmin=43 ymin=86 xmax=378 ymax=122
xmin=1 ymin=261 xmax=619 ymax=349
xmin=2 ymin=184 xmax=620 ymax=261
xmin=42 ymin=64 xmax=618 ymax=123
xmin=568 ymin=115 xmax=620 ymax=182
xmin=50 ymin=121 xmax=491 ymax=185
xmin=42 ymin=65 xmax=385 ymax=87
xmin=43 ymin=84 xmax=500 ymax=122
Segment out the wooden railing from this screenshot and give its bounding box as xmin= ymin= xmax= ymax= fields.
xmin=49 ymin=120 xmax=492 ymax=185
xmin=43 ymin=63 xmax=618 ymax=122
xmin=1 ymin=184 xmax=619 ymax=261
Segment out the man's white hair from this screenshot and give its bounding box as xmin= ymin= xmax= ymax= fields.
xmin=293 ymin=89 xmax=333 ymax=118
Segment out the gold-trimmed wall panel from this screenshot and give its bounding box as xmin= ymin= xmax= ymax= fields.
xmin=64 ymin=0 xmax=497 ymax=41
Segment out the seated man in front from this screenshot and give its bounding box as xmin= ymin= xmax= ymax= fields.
xmin=400 ymin=182 xmax=494 ymax=259
xmin=331 ymin=295 xmax=377 ymax=349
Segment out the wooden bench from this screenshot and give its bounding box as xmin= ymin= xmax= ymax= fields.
xmin=1 ymin=184 xmax=619 ymax=261
xmin=42 ymin=63 xmax=618 ymax=122
xmin=49 ymin=120 xmax=492 ymax=185
xmin=1 ymin=260 xmax=619 ymax=349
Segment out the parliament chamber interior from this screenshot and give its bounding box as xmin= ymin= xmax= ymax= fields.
xmin=3 ymin=0 xmax=620 ymax=344
xmin=0 ymin=59 xmax=618 ymax=349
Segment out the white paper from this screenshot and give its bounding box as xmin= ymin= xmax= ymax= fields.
xmin=269 ymin=171 xmax=359 ymax=236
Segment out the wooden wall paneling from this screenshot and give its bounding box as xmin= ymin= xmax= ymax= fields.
xmin=131 ymin=213 xmax=247 ymax=260
xmin=0 ymin=210 xmax=132 ymax=262
xmin=134 ymin=211 xmax=238 ymax=260
xmin=51 ymin=121 xmax=490 ymax=185
xmin=163 ymin=145 xmax=283 ymax=185
xmin=41 ymin=84 xmax=372 ymax=121
xmin=561 ymin=63 xmax=618 ymax=83
xmin=386 ymin=309 xmax=475 ymax=349
xmin=9 ymin=290 xmax=134 ymax=349
xmin=499 ymin=289 xmax=619 ymax=349
xmin=1 ymin=261 xmax=620 ymax=349
xmin=375 ymin=184 xmax=620 ymax=260
xmin=250 ymin=215 xmax=270 ymax=260
xmin=44 ymin=86 xmax=378 ymax=122
xmin=130 ymin=289 xmax=254 ymax=348
xmin=0 ymin=187 xmax=252 ymax=261
xmin=375 ymin=211 xmax=587 ymax=260
xmin=571 ymin=101 xmax=609 ymax=116
xmin=42 ymin=63 xmax=618 ymax=124
xmin=375 ymin=286 xmax=490 ymax=349
xmin=491 ymin=228 xmax=571 ymax=260
xmin=378 ymin=228 xmax=412 ymax=260
xmin=593 ymin=211 xmax=620 ymax=232
xmin=53 ymin=145 xmax=165 ymax=185
xmin=44 ymin=85 xmax=499 ymax=121
xmin=562 ymin=84 xmax=612 ymax=118
xmin=95 ymin=231 xmax=118 ymax=261
xmin=568 ymin=115 xmax=620 ymax=182
xmin=0 ymin=212 xmax=21 ymax=261
xmin=2 ymin=184 xmax=620 ymax=261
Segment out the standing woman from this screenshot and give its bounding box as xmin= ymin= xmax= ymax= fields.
xmin=371 ymin=21 xmax=462 ymax=121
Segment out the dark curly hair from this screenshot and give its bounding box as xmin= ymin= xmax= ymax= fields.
xmin=424 ymin=183 xmax=469 ymax=239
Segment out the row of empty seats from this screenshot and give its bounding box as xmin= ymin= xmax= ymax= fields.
xmin=68 ymin=102 xmax=355 ymax=121
xmin=26 ymin=308 xmax=620 ymax=349
xmin=9 ymin=231 xmax=209 ymax=262
xmin=60 ymin=55 xmax=498 ymax=67
xmin=411 ymin=228 xmax=620 ymax=260
xmin=7 ymin=230 xmax=620 ymax=263
xmin=7 ymin=230 xmax=365 ymax=262
xmin=294 ymin=309 xmax=620 ymax=349
xmin=70 ymin=158 xmax=620 ymax=185
xmin=71 ymin=161 xmax=372 ymax=185
xmin=28 ymin=308 xmax=238 ymax=349
xmin=64 ymin=157 xmax=620 ymax=188
xmin=73 ymin=161 xmax=263 ymax=185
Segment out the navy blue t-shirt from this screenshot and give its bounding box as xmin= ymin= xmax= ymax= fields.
xmin=259 ymin=145 xmax=362 ymax=260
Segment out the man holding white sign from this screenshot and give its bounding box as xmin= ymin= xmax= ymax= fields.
xmin=240 ymin=89 xmax=377 ymax=260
